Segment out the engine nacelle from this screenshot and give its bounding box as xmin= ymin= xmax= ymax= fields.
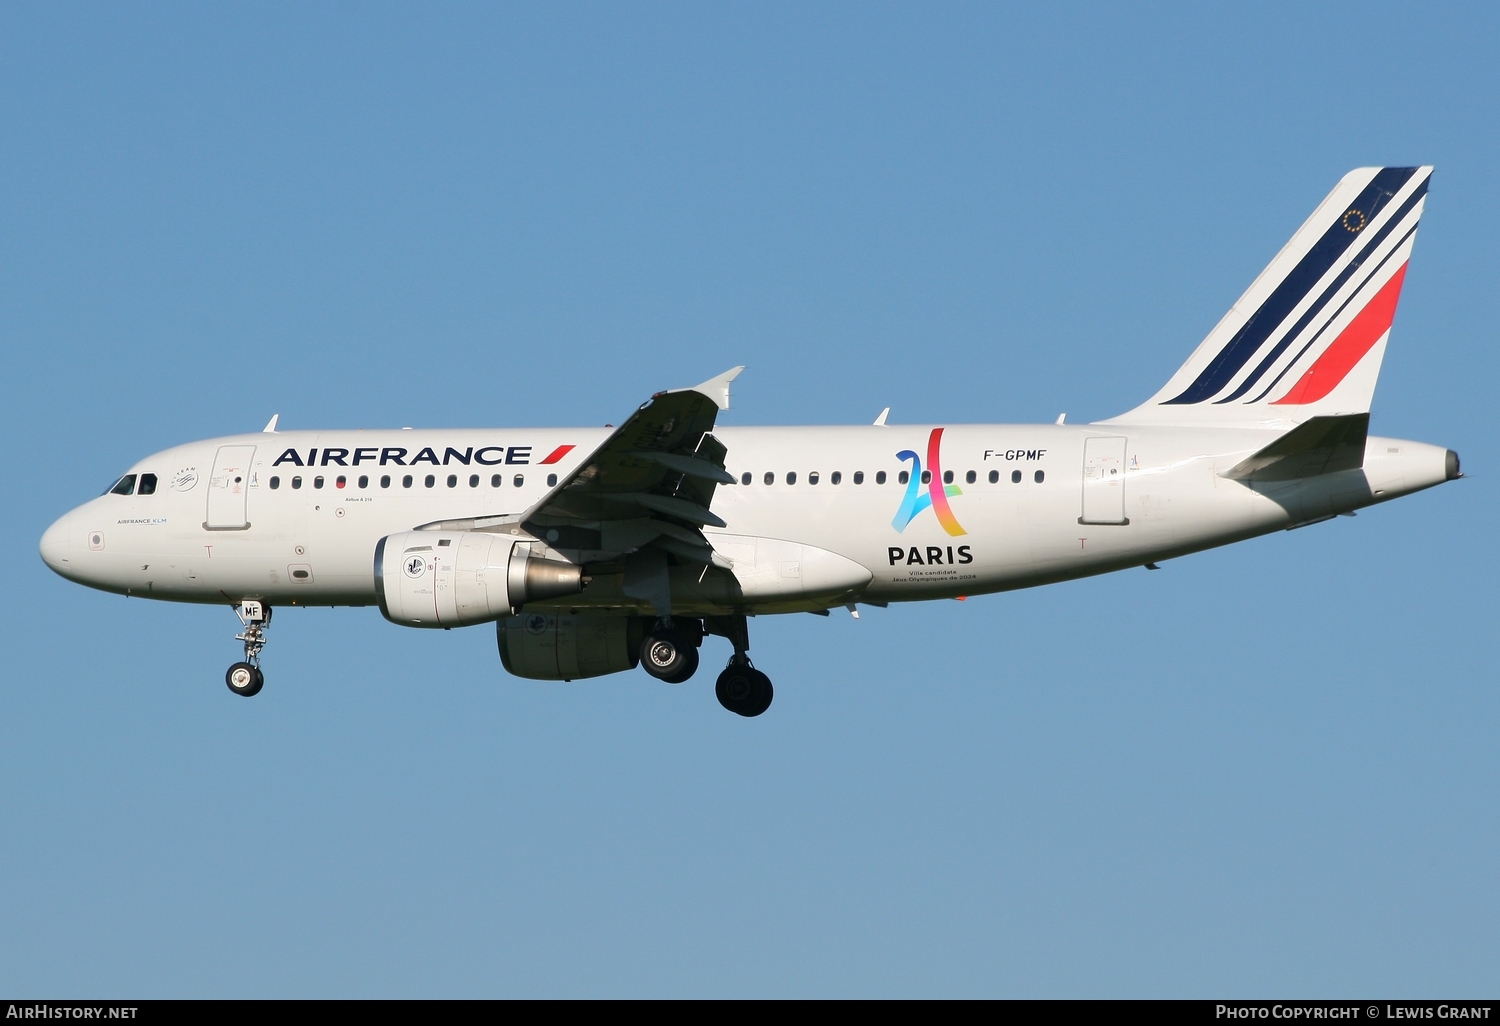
xmin=375 ymin=531 xmax=585 ymax=628
xmin=497 ymin=614 xmax=643 ymax=680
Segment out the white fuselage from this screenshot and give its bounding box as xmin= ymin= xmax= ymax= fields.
xmin=39 ymin=423 xmax=1452 ymax=616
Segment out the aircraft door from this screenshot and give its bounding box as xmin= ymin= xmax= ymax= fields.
xmin=206 ymin=445 xmax=256 ymax=529
xmin=1080 ymin=436 xmax=1129 ymax=525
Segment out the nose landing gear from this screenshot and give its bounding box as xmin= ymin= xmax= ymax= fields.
xmin=226 ymin=661 xmax=263 ymax=697
xmin=227 ymin=600 xmax=270 ymax=697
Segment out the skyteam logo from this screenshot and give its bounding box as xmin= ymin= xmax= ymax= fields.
xmin=891 ymin=428 xmax=967 ymax=537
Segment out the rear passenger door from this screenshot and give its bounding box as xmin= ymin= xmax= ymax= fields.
xmin=1079 ymin=436 xmax=1128 ymax=525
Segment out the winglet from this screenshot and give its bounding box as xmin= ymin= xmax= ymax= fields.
xmin=262 ymin=414 xmax=279 ymax=433
xmin=675 ymin=366 xmax=744 ymax=411
xmin=873 ymin=407 xmax=890 ymax=426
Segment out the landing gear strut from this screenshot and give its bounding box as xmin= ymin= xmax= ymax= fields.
xmin=640 ymin=619 xmax=700 ymax=684
xmin=708 ymin=615 xmax=773 ymax=717
xmin=227 ymin=600 xmax=270 ymax=697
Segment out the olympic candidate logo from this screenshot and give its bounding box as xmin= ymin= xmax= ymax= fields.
xmin=403 ymin=555 xmax=427 ymax=579
xmin=891 ymin=427 xmax=966 ymax=537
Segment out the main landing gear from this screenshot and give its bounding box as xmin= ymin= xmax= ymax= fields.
xmin=639 ymin=620 xmax=701 ymax=684
xmin=712 ymin=615 xmax=771 ymax=717
xmin=705 ymin=612 xmax=768 ymax=717
xmin=226 ymin=600 xmax=270 ymax=698
xmin=638 ymin=615 xmax=774 ymax=716
xmin=715 ymin=656 xmax=773 ymax=718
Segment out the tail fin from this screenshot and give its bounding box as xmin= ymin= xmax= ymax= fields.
xmin=1106 ymin=166 xmax=1431 ymax=426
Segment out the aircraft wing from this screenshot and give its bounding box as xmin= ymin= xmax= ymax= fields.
xmin=516 ymin=367 xmax=743 ymax=565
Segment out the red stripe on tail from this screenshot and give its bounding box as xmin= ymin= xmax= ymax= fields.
xmin=1272 ymin=263 xmax=1408 ymax=406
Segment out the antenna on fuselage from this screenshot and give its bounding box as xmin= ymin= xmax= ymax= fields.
xmin=873 ymin=407 xmax=890 ymax=427
xmin=262 ymin=414 xmax=279 ymax=433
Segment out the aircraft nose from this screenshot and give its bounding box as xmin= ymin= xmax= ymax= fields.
xmin=39 ymin=513 xmax=72 ymax=575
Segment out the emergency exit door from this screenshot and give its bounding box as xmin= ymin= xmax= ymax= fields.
xmin=1080 ymin=436 xmax=1129 ymax=525
xmin=205 ymin=445 xmax=256 ymax=530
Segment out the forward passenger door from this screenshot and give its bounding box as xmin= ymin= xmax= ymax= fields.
xmin=205 ymin=445 xmax=256 ymax=530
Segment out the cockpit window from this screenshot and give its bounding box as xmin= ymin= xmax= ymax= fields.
xmin=107 ymin=474 xmax=137 ymax=496
xmin=137 ymin=473 xmax=158 ymax=495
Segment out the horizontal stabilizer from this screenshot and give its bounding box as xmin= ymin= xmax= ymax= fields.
xmin=1222 ymin=414 xmax=1368 ymax=482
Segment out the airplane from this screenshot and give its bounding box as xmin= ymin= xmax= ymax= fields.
xmin=39 ymin=166 xmax=1459 ymax=717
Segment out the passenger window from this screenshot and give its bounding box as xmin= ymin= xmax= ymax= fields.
xmin=741 ymin=472 xmax=751 ymax=485
xmin=269 ymin=476 xmax=281 ymax=490
xmin=403 ymin=475 xmax=413 ymax=488
xmin=292 ymin=476 xmax=303 ymax=489
xmin=138 ymin=473 xmax=158 ymax=495
xmin=470 ymin=474 xmax=480 ymax=488
xmin=424 ymin=475 xmax=435 ymax=488
xmin=875 ymin=471 xmax=886 ymax=484
xmin=831 ymin=471 xmax=841 ymax=485
xmin=1034 ymin=470 xmax=1045 ymax=484
xmin=1011 ymin=470 xmax=1022 ymax=483
xmin=898 ymin=471 xmax=909 ymax=485
xmin=314 ymin=476 xmax=325 ymax=489
xmin=491 ymin=474 xmax=501 ymax=487
xmin=965 ymin=470 xmax=976 ymax=484
xmin=336 ymin=475 xmax=347 ymax=489
xmin=988 ymin=470 xmax=999 ymax=484
xmin=546 ymin=474 xmax=557 ymax=487
xmin=513 ymin=474 xmax=524 ymax=487
xmin=854 ymin=471 xmax=864 ymax=484
xmin=380 ymin=475 xmax=391 ymax=488
xmin=920 ymin=470 xmax=930 ymax=484
xmin=787 ymin=472 xmax=797 ymax=485
xmin=109 ymin=474 xmax=137 ymax=495
xmin=358 ymin=475 xmax=368 ymax=489
xmin=764 ymin=472 xmax=774 ymax=485
xmin=446 ymin=474 xmax=457 ymax=488
xmin=943 ymin=470 xmax=953 ymax=484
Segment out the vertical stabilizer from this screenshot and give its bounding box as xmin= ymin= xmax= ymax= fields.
xmin=1105 ymin=166 xmax=1431 ymax=426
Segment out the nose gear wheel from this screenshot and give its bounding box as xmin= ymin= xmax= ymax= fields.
xmin=226 ymin=601 xmax=271 ymax=697
xmin=226 ymin=662 xmax=263 ymax=697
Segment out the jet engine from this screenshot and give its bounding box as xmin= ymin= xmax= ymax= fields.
xmin=375 ymin=531 xmax=584 ymax=628
xmin=497 ymin=614 xmax=646 ymax=681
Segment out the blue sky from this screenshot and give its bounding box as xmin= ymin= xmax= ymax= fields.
xmin=2 ymin=2 xmax=1496 ymax=997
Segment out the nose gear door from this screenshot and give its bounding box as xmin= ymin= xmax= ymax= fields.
xmin=206 ymin=445 xmax=256 ymax=530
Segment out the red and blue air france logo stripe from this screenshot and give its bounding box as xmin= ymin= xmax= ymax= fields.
xmin=1163 ymin=166 xmax=1427 ymax=407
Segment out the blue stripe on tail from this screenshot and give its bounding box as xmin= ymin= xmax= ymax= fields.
xmin=1162 ymin=167 xmax=1417 ymax=405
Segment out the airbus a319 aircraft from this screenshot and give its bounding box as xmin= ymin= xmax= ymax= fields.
xmin=40 ymin=167 xmax=1459 ymax=716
